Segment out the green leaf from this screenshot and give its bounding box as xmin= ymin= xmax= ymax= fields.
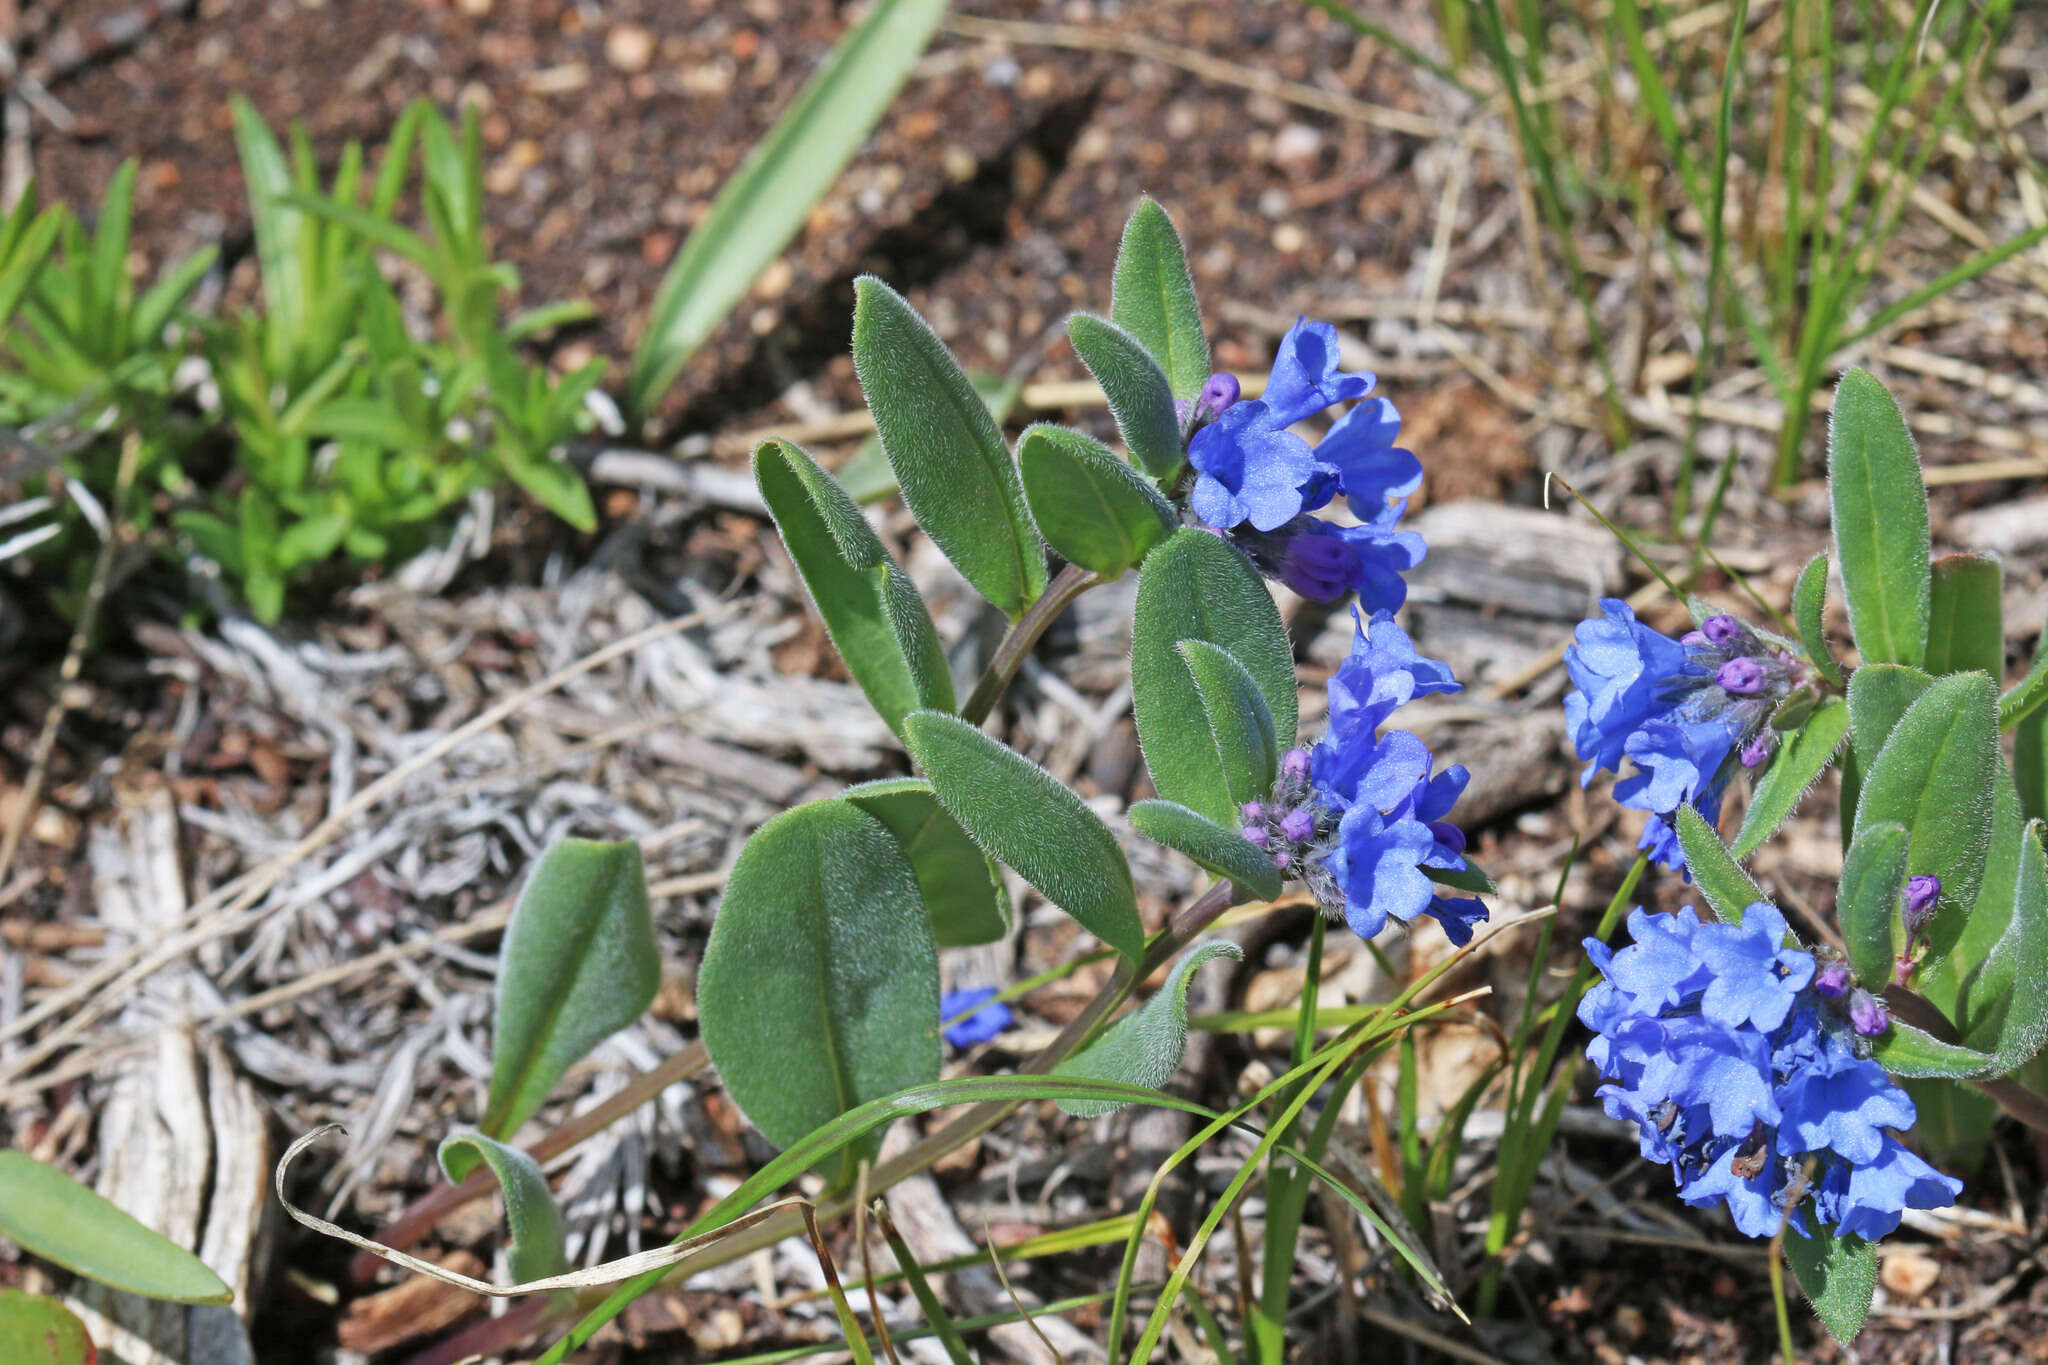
xmin=483 ymin=839 xmax=659 ymax=1139
xmin=1109 ymin=198 xmax=1210 ymax=401
xmin=1128 ymin=799 xmax=1282 ymax=903
xmin=1066 ymin=313 xmax=1187 ymax=479
xmin=1792 ymin=551 xmax=1843 ymax=687
xmin=1783 ymin=1225 xmax=1876 ymax=1346
xmin=1672 ymin=805 xmax=1764 ymax=923
xmin=1838 ymin=820 xmax=1908 ymax=986
xmin=625 ymin=0 xmax=947 ymax=413
xmin=1132 ymin=529 xmax=1297 ymax=827
xmin=0 ymin=1290 xmax=95 ymax=1365
xmin=697 ymin=801 xmax=940 ymax=1182
xmin=840 ymin=373 xmax=1020 ymax=505
xmin=1965 ymin=821 xmax=2048 ymax=1069
xmin=1052 ymin=941 xmax=1244 ymax=1116
xmin=754 ymin=438 xmax=954 ymax=736
xmin=1925 ymin=553 xmax=2003 ymax=678
xmin=504 ymin=453 xmax=597 ymax=531
xmin=1427 ymin=860 xmax=1497 ymax=897
xmin=1731 ymin=698 xmax=1849 ymax=858
xmin=0 ymin=1151 xmax=231 ymax=1304
xmin=1869 ymin=1019 xmax=2005 ymax=1078
xmin=842 ymin=778 xmax=1009 ymax=947
xmin=1842 ymin=662 xmax=1935 ymax=844
xmin=1016 ymin=423 xmax=1174 ymax=576
xmin=1828 ymin=368 xmax=1931 ymax=668
xmin=1852 ymin=672 xmax=2000 ymax=961
xmin=1177 ymin=639 xmax=1280 ymax=812
xmin=852 ymin=277 xmax=1045 ymax=616
xmin=903 ymin=711 xmax=1145 ymax=962
xmin=437 ymin=1132 xmax=569 ymax=1284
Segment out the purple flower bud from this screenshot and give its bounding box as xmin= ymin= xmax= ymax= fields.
xmin=1281 ymin=748 xmax=1311 ymax=780
xmin=1280 ymin=808 xmax=1315 ymax=844
xmin=1195 ymin=372 xmax=1241 ymax=421
xmin=1848 ymin=988 xmax=1890 ymax=1038
xmin=1701 ymin=615 xmax=1741 ymax=646
xmin=1903 ymin=874 xmax=1941 ymax=927
xmin=1740 ymin=732 xmax=1776 ymax=769
xmin=1241 ymin=801 xmax=1266 ymax=823
xmin=1680 ymin=630 xmax=1710 ymax=647
xmin=1241 ymin=825 xmax=1269 ymax=848
xmin=1812 ymin=960 xmax=1852 ymax=999
xmin=1715 ymin=656 xmax=1765 ymax=695
xmin=1272 ymin=849 xmax=1293 ymax=871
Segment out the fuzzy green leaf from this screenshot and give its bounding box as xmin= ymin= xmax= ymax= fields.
xmin=1732 ymin=698 xmax=1849 ymax=858
xmin=903 ymin=711 xmax=1145 ymax=962
xmin=697 ymin=801 xmax=940 ymax=1183
xmin=1828 ymin=368 xmax=1931 ymax=668
xmin=483 ymin=839 xmax=658 ymax=1139
xmin=2011 ymin=608 xmax=2047 ymax=824
xmin=1792 ymin=551 xmax=1843 ymax=686
xmin=1869 ymin=1019 xmax=2005 ymax=1079
xmin=1128 ymin=799 xmax=1282 ymax=904
xmin=1673 ymin=805 xmax=1764 ymax=924
xmin=1016 ymin=423 xmax=1175 ymax=576
xmin=0 ymin=1152 xmax=231 ymax=1304
xmin=852 ymin=277 xmax=1045 ymax=617
xmin=1842 ymin=662 xmax=1935 ymax=845
xmin=1052 ymin=940 xmax=1244 ymax=1115
xmin=1427 ymin=861 xmax=1497 ymax=896
xmin=0 ymin=1290 xmax=94 ymax=1365
xmin=842 ymin=778 xmax=1009 ymax=947
xmin=1177 ymin=638 xmax=1280 ymax=812
xmin=1110 ymin=198 xmax=1210 ymax=401
xmin=1783 ymin=1226 xmax=1876 ymax=1346
xmin=438 ymin=1132 xmax=568 ymax=1284
xmin=1067 ymin=313 xmax=1187 ymax=479
xmin=1838 ymin=821 xmax=1908 ymax=986
xmin=754 ymin=438 xmax=954 ymax=736
xmin=1132 ymin=529 xmax=1298 ymax=828
xmin=1925 ymin=552 xmax=2003 ymax=678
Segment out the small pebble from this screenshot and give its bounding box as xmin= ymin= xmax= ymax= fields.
xmin=605 ymin=23 xmax=656 ymax=73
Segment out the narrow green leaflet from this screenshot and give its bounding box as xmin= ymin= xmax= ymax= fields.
xmin=1128 ymin=799 xmax=1282 ymax=904
xmin=483 ymin=839 xmax=659 ymax=1139
xmin=852 ymin=277 xmax=1046 ymax=617
xmin=1067 ymin=313 xmax=1187 ymax=479
xmin=1841 ymin=662 xmax=1934 ymax=844
xmin=1053 ymin=941 xmax=1244 ymax=1116
xmin=1924 ymin=552 xmax=2003 ymax=678
xmin=1921 ymin=761 xmax=2027 ymax=1044
xmin=0 ymin=1291 xmax=94 ymax=1365
xmin=903 ymin=711 xmax=1145 ymax=962
xmin=697 ymin=801 xmax=940 ymax=1183
xmin=1783 ymin=1226 xmax=1876 ymax=1346
xmin=754 ymin=438 xmax=954 ymax=737
xmin=842 ymin=778 xmax=1010 ymax=947
xmin=0 ymin=1151 xmax=231 ymax=1304
xmin=1827 ymin=368 xmax=1931 ymax=668
xmin=1837 ymin=821 xmax=1907 ymax=986
xmin=1132 ymin=529 xmax=1298 ymax=827
xmin=1427 ymin=861 xmax=1497 ymax=896
xmin=1109 ymin=198 xmax=1210 ymax=400
xmin=1852 ymin=672 xmax=2000 ymax=967
xmin=1792 ymin=552 xmax=1843 ymax=687
xmin=1178 ymin=639 xmax=1279 ymax=811
xmin=438 ymin=1132 xmax=569 ymax=1284
xmin=1016 ymin=423 xmax=1175 ymax=576
xmin=1960 ymin=820 xmax=2048 ymax=1068
xmin=1731 ymin=698 xmax=1849 ymax=858
xmin=625 ymin=0 xmax=947 ymax=412
xmin=1869 ymin=1020 xmax=2006 ymax=1079
xmin=1672 ymin=806 xmax=1764 ymax=923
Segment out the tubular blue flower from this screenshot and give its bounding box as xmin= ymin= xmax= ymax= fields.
xmin=939 ymin=987 xmax=1013 ymax=1049
xmin=1579 ymin=903 xmax=1960 ymax=1243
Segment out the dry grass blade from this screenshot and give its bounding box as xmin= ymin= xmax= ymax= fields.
xmin=982 ymin=1213 xmax=1063 ymax=1365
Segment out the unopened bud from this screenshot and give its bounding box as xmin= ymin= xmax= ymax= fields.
xmin=1701 ymin=615 xmax=1741 ymax=646
xmin=1812 ymin=960 xmax=1852 ymax=999
xmin=1281 ymin=748 xmax=1311 ymax=780
xmin=1848 ymin=988 xmax=1890 ymax=1038
xmin=1903 ymin=874 xmax=1941 ymax=929
xmin=1241 ymin=825 xmax=1269 ymax=848
xmin=1280 ymin=808 xmax=1314 ymax=844
xmin=1195 ymin=372 xmax=1241 ymax=421
xmin=1715 ymin=657 xmax=1765 ymax=696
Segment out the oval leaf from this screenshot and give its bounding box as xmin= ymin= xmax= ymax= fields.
xmin=1067 ymin=313 xmax=1186 ymax=479
xmin=754 ymin=438 xmax=954 ymax=735
xmin=1110 ymin=198 xmax=1210 ymax=401
xmin=852 ymin=276 xmax=1045 ymax=616
xmin=1783 ymin=1226 xmax=1876 ymax=1346
xmin=842 ymin=777 xmax=1010 ymax=947
xmin=1673 ymin=805 xmax=1765 ymax=924
xmin=1052 ymin=940 xmax=1244 ymax=1116
xmin=1732 ymin=698 xmax=1849 ymax=858
xmin=0 ymin=1290 xmax=95 ymax=1365
xmin=1838 ymin=821 xmax=1908 ymax=986
xmin=903 ymin=710 xmax=1145 ymax=962
xmin=0 ymin=1152 xmax=231 ymax=1305
xmin=1869 ymin=1018 xmax=2003 ymax=1079
xmin=1842 ymin=662 xmax=1935 ymax=846
xmin=2020 ymin=619 xmax=2047 ymax=824
xmin=1133 ymin=529 xmax=1298 ymax=828
xmin=1792 ymin=552 xmax=1843 ymax=687
xmin=698 ymin=801 xmax=940 ymax=1181
xmin=1925 ymin=552 xmax=2003 ymax=679
xmin=1178 ymin=639 xmax=1279 ymax=811
xmin=484 ymin=839 xmax=659 ymax=1139
xmin=1129 ymin=799 xmax=1282 ymax=904
xmin=1965 ymin=820 xmax=2048 ymax=1067
xmin=438 ymin=1132 xmax=568 ymax=1284
xmin=1017 ymin=423 xmax=1175 ymax=576
xmin=1828 ymin=368 xmax=1931 ymax=668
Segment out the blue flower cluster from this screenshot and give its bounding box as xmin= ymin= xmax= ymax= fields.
xmin=1564 ymin=600 xmax=1817 ymax=873
xmin=1186 ymin=320 xmax=1425 ymax=608
xmin=1581 ymin=903 xmax=1961 ymax=1241
xmin=1240 ymin=611 xmax=1486 ymax=946
xmin=940 ymin=987 xmax=1012 ymax=1050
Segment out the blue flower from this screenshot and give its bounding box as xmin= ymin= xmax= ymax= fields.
xmin=1578 ymin=903 xmax=1960 ymax=1243
xmin=1563 ymin=599 xmax=1697 ymax=778
xmin=940 ymin=987 xmax=1013 ymax=1049
xmin=1188 ymin=401 xmax=1316 ymax=532
xmin=1275 ymin=510 xmax=1426 ymax=615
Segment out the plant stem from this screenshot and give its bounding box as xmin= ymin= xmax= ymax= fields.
xmin=959 ymin=561 xmax=1098 ymax=725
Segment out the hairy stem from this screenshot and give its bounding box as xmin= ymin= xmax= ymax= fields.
xmin=960 ymin=561 xmax=1098 ymax=725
